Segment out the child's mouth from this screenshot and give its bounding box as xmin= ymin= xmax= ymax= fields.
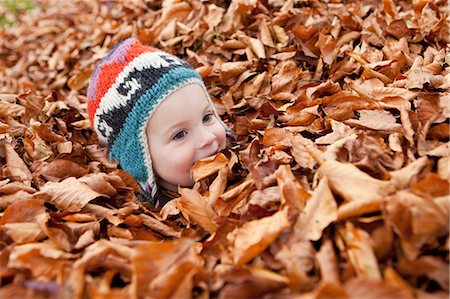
xmin=193 ymin=148 xmax=220 ymax=166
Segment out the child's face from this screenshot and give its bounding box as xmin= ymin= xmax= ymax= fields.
xmin=146 ymin=84 xmax=227 ymax=192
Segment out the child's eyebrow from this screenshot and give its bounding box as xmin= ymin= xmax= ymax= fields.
xmin=162 ymin=120 xmax=190 ymax=136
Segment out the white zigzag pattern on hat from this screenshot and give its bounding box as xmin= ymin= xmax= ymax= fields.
xmin=94 ymin=51 xmax=184 ymax=143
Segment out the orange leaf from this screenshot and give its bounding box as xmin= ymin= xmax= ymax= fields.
xmin=275 ymin=164 xmax=309 ymax=210
xmin=192 ymin=152 xmax=229 ymax=182
xmin=179 ymin=188 xmax=217 ymax=233
xmin=228 ymin=207 xmax=290 ymax=266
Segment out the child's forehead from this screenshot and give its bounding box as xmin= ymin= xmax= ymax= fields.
xmin=149 ymin=84 xmax=212 ymax=128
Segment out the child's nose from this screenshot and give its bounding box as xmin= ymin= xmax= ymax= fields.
xmin=198 ymin=128 xmax=215 ymax=148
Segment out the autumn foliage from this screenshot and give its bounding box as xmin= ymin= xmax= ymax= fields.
xmin=0 ymin=0 xmax=449 ymax=298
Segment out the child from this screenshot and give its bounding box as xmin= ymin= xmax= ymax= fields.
xmin=87 ymin=38 xmax=232 ymax=207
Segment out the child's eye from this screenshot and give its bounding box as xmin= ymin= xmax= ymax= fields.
xmin=172 ymin=130 xmax=187 ymax=141
xmin=203 ymin=113 xmax=213 ymax=123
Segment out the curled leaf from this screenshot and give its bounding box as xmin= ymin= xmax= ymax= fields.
xmin=228 ymin=207 xmax=290 ymax=266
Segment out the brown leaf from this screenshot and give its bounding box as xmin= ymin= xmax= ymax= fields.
xmin=110 ymin=169 xmax=142 ymax=194
xmin=371 ymin=225 xmax=394 ymax=261
xmin=317 ymin=239 xmax=340 ymax=283
xmin=275 ymin=164 xmax=310 ymax=210
xmin=219 ymin=61 xmax=253 ymax=83
xmin=3 ymin=222 xmax=46 ymax=243
xmin=437 ymin=157 xmax=449 ymax=180
xmin=219 ymin=179 xmax=255 ymax=202
xmin=179 ymin=188 xmax=217 ymax=233
xmin=56 ymin=141 xmax=73 ymax=154
xmin=271 ymin=60 xmax=302 ymax=94
xmin=411 ymin=172 xmax=449 ymax=198
xmin=37 ymin=213 xmax=76 ymax=251
xmin=320 ymin=160 xmax=395 ymax=203
xmin=0 ymin=191 xmax=34 ymax=209
xmin=240 ymin=186 xmax=281 ymax=215
xmin=383 ymin=266 xmax=415 ymax=298
xmin=317 ymin=32 xmax=337 ymax=65
xmin=383 ymin=190 xmax=448 ymax=250
xmin=273 ymin=24 xmax=289 ymax=46
xmin=28 ymin=133 xmax=54 ymax=161
xmin=262 ymin=127 xmax=293 ymax=149
xmin=35 ymin=159 xmax=90 ymax=181
xmin=290 ymin=135 xmax=320 ymax=169
xmin=70 ymin=119 xmax=91 ymax=130
xmin=228 ymin=207 xmax=290 ymax=266
xmin=159 ymin=198 xmax=181 ymax=221
xmin=0 ymin=197 xmax=46 ymax=224
xmin=85 ymin=144 xmax=118 ymax=168
xmin=33 ymin=123 xmax=65 ymax=142
xmin=345 ymin=277 xmax=413 ymax=299
xmin=0 ymin=281 xmax=58 ymax=298
xmin=78 ymin=173 xmax=123 ymax=198
xmin=259 ymin=18 xmax=275 ymax=48
xmin=208 ymin=167 xmax=228 ymax=208
xmin=139 ymin=214 xmax=181 ymax=238
xmin=218 ymin=268 xmax=288 ymax=299
xmin=345 ymin=109 xmax=402 ymax=131
xmin=243 ymin=72 xmax=267 ymax=97
xmin=397 ymin=256 xmax=449 ymax=290
xmin=67 ymin=68 xmax=93 ymax=91
xmin=192 ymin=152 xmax=229 ymax=182
xmin=315 ymin=119 xmax=355 ymax=145
xmin=273 ymin=235 xmax=316 ymax=291
xmin=4 ymin=143 xmax=32 ymax=184
xmin=36 ymin=177 xmax=106 ymax=212
xmin=386 ymin=19 xmax=411 ymax=39
xmin=67 ymin=240 xmax=133 ymax=299
xmin=371 ymin=87 xmax=417 ymax=101
xmin=294 ymin=177 xmax=337 ymax=241
xmin=389 ymin=157 xmax=429 ymax=190
xmin=337 ymin=222 xmax=381 ymax=279
xmin=132 ymin=238 xmax=202 ymax=298
xmin=0 ymin=99 xmax=25 ymax=119
xmin=8 ymin=243 xmax=74 ymax=281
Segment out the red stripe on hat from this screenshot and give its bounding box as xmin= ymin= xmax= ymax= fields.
xmin=88 ymin=42 xmax=161 ymax=124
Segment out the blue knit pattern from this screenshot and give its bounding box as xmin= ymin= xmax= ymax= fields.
xmin=109 ymin=66 xmax=204 ymax=191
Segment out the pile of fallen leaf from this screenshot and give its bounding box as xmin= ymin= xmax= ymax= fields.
xmin=0 ymin=0 xmax=449 ymax=298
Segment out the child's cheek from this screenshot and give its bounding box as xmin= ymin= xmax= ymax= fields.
xmin=175 ymin=145 xmax=196 ymax=176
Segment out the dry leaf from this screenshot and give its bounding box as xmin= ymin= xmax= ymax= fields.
xmin=36 ymin=177 xmax=106 ymax=212
xmin=228 ymin=207 xmax=290 ymax=266
xmin=192 ymin=152 xmax=229 ymax=182
xmin=179 ymin=188 xmax=217 ymax=233
xmin=337 ymin=222 xmax=381 ymax=279
xmin=294 ymin=177 xmax=337 ymax=241
xmin=319 ymin=160 xmax=395 ymax=203
xmin=0 ymin=0 xmax=448 ymax=297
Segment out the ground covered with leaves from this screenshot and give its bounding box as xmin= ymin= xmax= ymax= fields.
xmin=0 ymin=0 xmax=449 ymax=298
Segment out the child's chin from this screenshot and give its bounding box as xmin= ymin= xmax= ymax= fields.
xmin=180 ymin=178 xmax=195 ymax=189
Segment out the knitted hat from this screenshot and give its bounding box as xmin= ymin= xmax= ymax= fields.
xmin=87 ymin=38 xmax=228 ymax=201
